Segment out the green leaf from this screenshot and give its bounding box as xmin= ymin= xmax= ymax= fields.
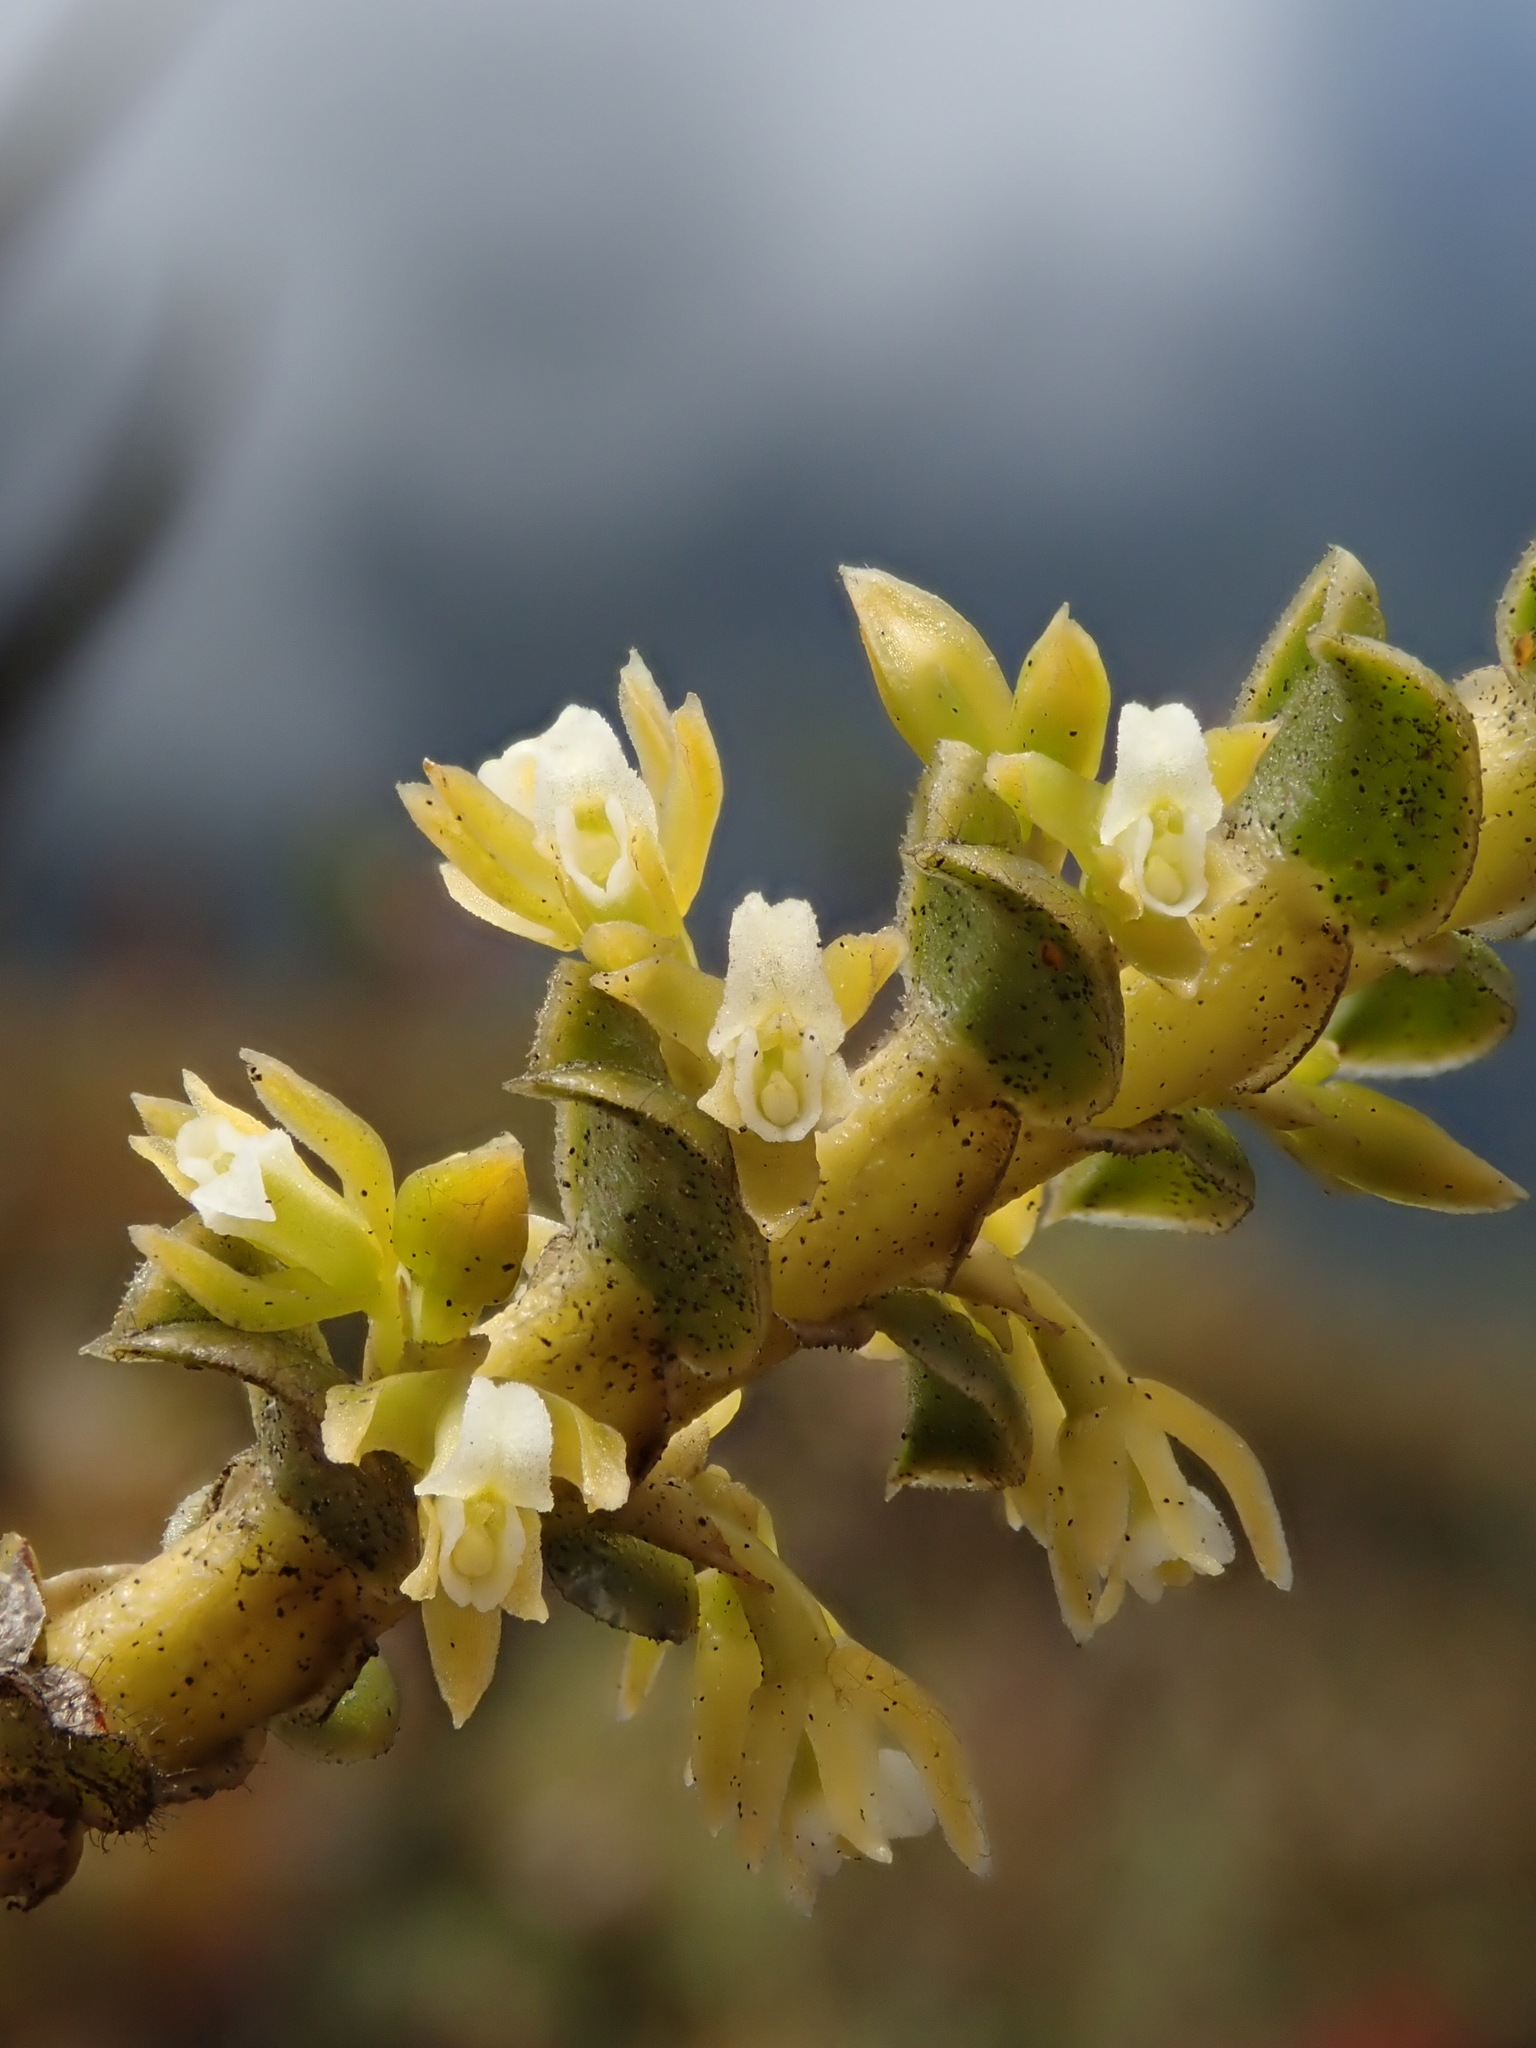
xmin=543 ymin=1525 xmax=699 ymax=1642
xmin=1241 ymin=1077 xmax=1525 ymax=1213
xmin=870 ymin=1289 xmax=1030 ymax=1473
xmin=1045 ymin=1111 xmax=1254 ymax=1232
xmin=905 ymin=841 xmax=1124 ymax=1122
xmin=887 ymin=1359 xmax=1026 ymax=1492
xmin=272 ymin=1655 xmax=401 ymax=1763
xmin=515 ymin=966 xmax=771 ymax=1379
xmin=1234 ymin=546 xmax=1384 ymax=721
xmin=1233 ymin=632 xmax=1481 ymax=944
xmin=1329 ymin=938 xmax=1515 ymax=1077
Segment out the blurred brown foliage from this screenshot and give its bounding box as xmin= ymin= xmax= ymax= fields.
xmin=2 ymin=908 xmax=1536 ymax=2048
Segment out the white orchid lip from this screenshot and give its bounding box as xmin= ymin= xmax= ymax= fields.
xmin=479 ymin=703 xmax=658 ymax=916
xmin=413 ymin=1378 xmax=554 ymax=1613
xmin=174 ymin=1115 xmax=294 ymax=1228
xmin=1099 ymin=701 xmax=1224 ymax=918
xmin=698 ymin=894 xmax=854 ymax=1143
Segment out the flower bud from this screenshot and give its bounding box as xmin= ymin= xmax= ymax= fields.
xmin=841 ymin=567 xmax=1013 ymax=762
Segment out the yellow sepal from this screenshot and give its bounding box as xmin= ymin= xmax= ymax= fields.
xmin=841 ymin=566 xmax=1014 ymax=762
xmin=822 ymin=928 xmax=906 ymax=1028
xmin=1006 ymin=603 xmax=1111 ymax=776
xmin=241 ymin=1049 xmax=396 ymax=1245
xmin=1204 ymin=719 xmax=1279 ymax=804
xmin=691 ymin=1571 xmax=764 ymax=1835
xmin=128 ymin=1224 xmax=350 ymax=1332
xmin=541 ymin=1388 xmax=631 ymax=1511
xmin=421 ymin=1592 xmax=502 ymax=1728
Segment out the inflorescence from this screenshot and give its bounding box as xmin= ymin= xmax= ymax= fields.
xmin=4 ymin=540 xmax=1534 ymax=1911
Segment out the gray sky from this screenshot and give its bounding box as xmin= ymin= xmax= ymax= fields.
xmin=0 ymin=0 xmax=1534 ymax=942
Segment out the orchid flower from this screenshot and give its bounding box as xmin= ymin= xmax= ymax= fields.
xmin=399 ymin=659 xmax=722 ymax=958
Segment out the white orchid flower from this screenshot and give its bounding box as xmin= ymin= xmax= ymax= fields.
xmin=401 ymin=665 xmax=722 ymax=955
xmin=1099 ymin=701 xmax=1225 ymax=918
xmin=479 ymin=704 xmax=659 ymax=920
xmin=173 ymin=1115 xmax=295 ymax=1228
xmin=698 ymin=894 xmax=854 ymax=1143
xmin=404 ymin=1377 xmax=554 ymax=1617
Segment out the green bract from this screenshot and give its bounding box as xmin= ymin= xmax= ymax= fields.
xmin=1235 ymin=633 xmax=1480 ymax=944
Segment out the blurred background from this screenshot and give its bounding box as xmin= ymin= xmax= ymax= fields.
xmin=2 ymin=0 xmax=1536 ymax=2041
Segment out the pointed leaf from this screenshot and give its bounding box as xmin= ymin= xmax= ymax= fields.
xmin=543 ymin=1525 xmax=699 ymax=1642
xmin=1329 ymin=937 xmax=1515 ymax=1076
xmin=1046 ymin=1111 xmax=1254 ymax=1232
xmin=1234 ymin=546 xmax=1384 ymax=720
xmin=887 ymin=1358 xmax=1027 ymax=1491
xmin=1242 ymin=1076 xmax=1525 ymax=1212
xmin=870 ymin=1288 xmax=1030 ymax=1469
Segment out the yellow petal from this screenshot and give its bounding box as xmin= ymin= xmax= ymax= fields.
xmin=132 ymin=1093 xmax=196 ymax=1141
xmin=421 ymin=1593 xmax=502 ymax=1727
xmin=439 ymin=861 xmax=563 ymax=943
xmin=589 ymin=955 xmax=723 ymax=1059
xmin=128 ymin=1132 xmax=195 ymax=1198
xmin=821 ymin=928 xmax=906 ymax=1029
xmin=399 ymin=1496 xmax=443 ymax=1601
xmin=181 ymin=1071 xmax=264 ymax=1135
xmin=581 ymin=919 xmax=672 ymax=969
xmin=985 ymin=751 xmax=1104 ymax=862
xmin=397 ymin=1135 xmax=530 ymax=1343
xmin=502 ymin=1508 xmax=548 ymax=1622
xmin=827 ymin=1642 xmax=990 ymax=1877
xmin=734 ymin=1677 xmax=807 ymax=1872
xmin=617 ymin=1635 xmax=670 ymax=1722
xmin=241 ymin=1050 xmax=396 ymax=1244
xmin=401 ymin=772 xmax=579 ymax=946
xmin=1205 ymin=719 xmax=1279 ymax=804
xmin=616 ymin=651 xmax=675 ymax=799
xmin=841 ymin=566 xmax=1014 ymax=762
xmin=663 ymin=694 xmax=724 ymax=912
xmin=979 ymin=1187 xmax=1041 ymax=1257
xmin=321 ymin=1367 xmax=468 ymax=1473
xmin=423 ymin=760 xmax=572 ymax=930
xmin=730 ymin=1129 xmax=821 ymax=1236
xmin=542 ymin=1388 xmax=631 ymax=1511
xmin=1247 ymin=1076 xmax=1525 ymax=1213
xmin=691 ymin=1571 xmax=764 ymax=1835
xmin=804 ymin=1672 xmax=892 ymax=1863
xmin=1007 ymin=603 xmax=1112 ymax=777
xmin=1045 ymin=1490 xmax=1107 ymax=1642
xmin=1119 ymin=1409 xmax=1228 ymax=1573
xmin=1095 ymin=895 xmax=1206 ymax=988
xmin=128 ymin=1224 xmax=345 ymax=1332
xmin=1133 ymin=1379 xmax=1292 ymax=1589
xmin=1056 ymin=1409 xmax=1130 ymax=1580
